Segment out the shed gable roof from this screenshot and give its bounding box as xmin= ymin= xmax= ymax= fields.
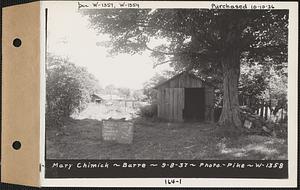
xmin=154 ymin=71 xmax=214 ymax=89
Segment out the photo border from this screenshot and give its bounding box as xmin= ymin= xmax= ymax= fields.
xmin=40 ymin=1 xmax=298 ymax=187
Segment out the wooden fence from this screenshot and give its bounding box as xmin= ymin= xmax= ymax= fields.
xmin=239 ymin=95 xmax=287 ymax=122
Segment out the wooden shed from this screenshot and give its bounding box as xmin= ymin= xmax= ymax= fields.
xmin=154 ymin=71 xmax=214 ymax=122
xmin=91 ymin=93 xmax=103 ymax=103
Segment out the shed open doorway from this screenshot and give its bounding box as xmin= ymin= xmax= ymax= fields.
xmin=184 ymin=88 xmax=205 ymax=121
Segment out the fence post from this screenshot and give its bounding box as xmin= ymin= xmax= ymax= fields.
xmin=264 ymin=105 xmax=268 ymax=120
xmin=260 ymin=102 xmax=264 ymax=117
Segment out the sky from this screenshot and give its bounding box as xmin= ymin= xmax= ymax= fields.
xmin=47 ymin=5 xmax=172 ymax=90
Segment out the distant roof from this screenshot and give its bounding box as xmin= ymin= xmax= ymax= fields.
xmin=91 ymin=93 xmax=103 ymax=99
xmin=153 ymin=71 xmax=215 ymax=89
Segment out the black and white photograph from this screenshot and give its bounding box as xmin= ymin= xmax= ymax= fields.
xmin=42 ymin=1 xmax=297 ymax=185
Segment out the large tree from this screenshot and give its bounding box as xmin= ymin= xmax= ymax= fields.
xmin=82 ymin=9 xmax=288 ymax=131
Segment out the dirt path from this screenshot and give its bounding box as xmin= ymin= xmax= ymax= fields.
xmin=46 ymin=118 xmax=287 ymax=160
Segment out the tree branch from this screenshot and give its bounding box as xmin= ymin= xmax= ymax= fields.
xmin=144 ymin=44 xmax=179 ymax=55
xmin=153 ymin=59 xmax=174 ymax=68
xmin=145 ymin=43 xmax=208 ymax=56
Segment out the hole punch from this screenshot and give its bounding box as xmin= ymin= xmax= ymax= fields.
xmin=13 ymin=38 xmax=22 ymax=47
xmin=12 ymin=141 xmax=21 ymax=150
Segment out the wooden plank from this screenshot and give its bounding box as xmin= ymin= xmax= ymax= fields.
xmin=169 ymin=88 xmax=173 ymax=121
xmin=168 ymin=88 xmax=172 ymax=121
xmin=182 ymin=88 xmax=185 ymax=121
xmin=177 ymin=88 xmax=180 ymax=121
xmin=183 ymin=88 xmax=185 ymax=121
xmin=172 ymin=88 xmax=175 ymax=121
xmin=166 ymin=88 xmax=170 ymax=121
xmin=173 ymin=88 xmax=176 ymax=121
xmin=164 ymin=89 xmax=167 ymax=120
xmin=165 ymin=89 xmax=168 ymax=120
xmin=159 ymin=90 xmax=162 ymax=119
xmin=157 ymin=90 xmax=161 ymax=118
xmin=174 ymin=88 xmax=178 ymax=121
xmin=167 ymin=88 xmax=170 ymax=121
xmin=170 ymin=88 xmax=174 ymax=121
xmin=175 ymin=88 xmax=182 ymax=122
xmin=161 ymin=89 xmax=165 ymax=119
xmin=178 ymin=88 xmax=184 ymax=122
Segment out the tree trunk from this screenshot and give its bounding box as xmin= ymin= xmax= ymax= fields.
xmin=218 ymin=49 xmax=242 ymax=130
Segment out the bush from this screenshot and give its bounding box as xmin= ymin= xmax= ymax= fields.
xmin=138 ymin=104 xmax=158 ymax=118
xmin=274 ymin=123 xmax=287 ymax=139
xmin=46 ymin=55 xmax=100 ymax=128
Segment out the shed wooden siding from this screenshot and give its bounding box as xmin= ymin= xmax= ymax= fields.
xmin=156 ymin=72 xmax=215 ymax=122
xmin=157 ymin=88 xmax=184 ymax=122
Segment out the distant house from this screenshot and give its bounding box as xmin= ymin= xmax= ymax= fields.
xmin=91 ymin=93 xmax=103 ymax=103
xmin=154 ymin=71 xmax=215 ymax=122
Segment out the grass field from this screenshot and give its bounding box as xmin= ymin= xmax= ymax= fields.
xmin=46 ymin=104 xmax=287 ymax=160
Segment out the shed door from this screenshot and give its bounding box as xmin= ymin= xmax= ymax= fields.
xmin=184 ymin=88 xmax=205 ymax=121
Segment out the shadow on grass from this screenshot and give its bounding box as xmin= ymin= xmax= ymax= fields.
xmin=46 ymin=117 xmax=287 ymax=160
xmin=214 ymin=135 xmax=287 ymax=160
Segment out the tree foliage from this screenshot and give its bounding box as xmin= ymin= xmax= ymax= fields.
xmin=46 ymin=55 xmax=100 ymax=128
xmin=118 ymin=87 xmax=131 ymax=98
xmin=239 ymin=59 xmax=287 ymax=116
xmin=82 ymin=9 xmax=288 ymax=130
xmin=83 ymin=9 xmax=287 ymax=67
xmin=132 ymin=89 xmax=145 ymax=101
xmin=259 ymin=63 xmax=288 ymax=115
xmin=143 ymin=71 xmax=176 ymax=102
